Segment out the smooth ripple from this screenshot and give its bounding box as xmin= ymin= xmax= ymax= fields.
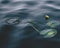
xmin=0 ymin=0 xmax=60 ymax=48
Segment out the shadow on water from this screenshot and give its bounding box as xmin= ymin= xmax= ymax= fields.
xmin=0 ymin=25 xmax=15 ymax=48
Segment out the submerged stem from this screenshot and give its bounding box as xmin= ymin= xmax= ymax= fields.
xmin=29 ymin=23 xmax=40 ymax=33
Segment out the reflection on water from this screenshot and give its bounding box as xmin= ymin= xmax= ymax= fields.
xmin=0 ymin=0 xmax=60 ymax=48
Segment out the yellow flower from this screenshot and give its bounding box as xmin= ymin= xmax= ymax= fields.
xmin=45 ymin=15 xmax=49 ymax=20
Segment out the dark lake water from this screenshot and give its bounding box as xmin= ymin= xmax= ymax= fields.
xmin=0 ymin=0 xmax=60 ymax=48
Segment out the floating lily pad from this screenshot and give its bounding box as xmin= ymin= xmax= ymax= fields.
xmin=40 ymin=29 xmax=57 ymax=38
xmin=6 ymin=17 xmax=20 ymax=25
xmin=46 ymin=20 xmax=60 ymax=28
